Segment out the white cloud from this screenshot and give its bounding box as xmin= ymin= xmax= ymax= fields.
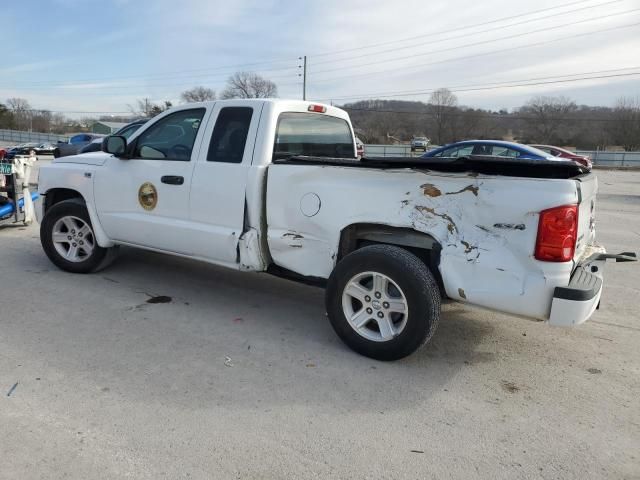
xmin=3 ymin=0 xmax=639 ymax=114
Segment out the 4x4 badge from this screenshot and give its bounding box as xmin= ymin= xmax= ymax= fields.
xmin=138 ymin=182 xmax=158 ymax=211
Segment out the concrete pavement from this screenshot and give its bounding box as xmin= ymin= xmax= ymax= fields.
xmin=0 ymin=170 xmax=638 ymax=479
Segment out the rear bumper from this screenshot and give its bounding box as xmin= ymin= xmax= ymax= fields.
xmin=548 ymin=250 xmax=637 ymax=326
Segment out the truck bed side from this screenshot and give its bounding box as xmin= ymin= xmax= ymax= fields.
xmin=266 ymin=164 xmax=590 ymax=321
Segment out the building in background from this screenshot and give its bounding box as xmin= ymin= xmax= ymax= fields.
xmin=92 ymin=121 xmax=127 ymax=135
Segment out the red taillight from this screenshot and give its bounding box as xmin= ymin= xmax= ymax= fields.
xmin=308 ymin=104 xmax=326 ymax=113
xmin=535 ymin=205 xmax=579 ymax=262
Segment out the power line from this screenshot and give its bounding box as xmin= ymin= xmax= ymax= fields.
xmin=338 ymin=71 xmax=640 ymax=101
xmin=307 ymin=19 xmax=640 ymax=84
xmin=0 ymin=1 xmax=609 ymax=90
xmin=6 ymin=72 xmax=301 ymax=92
xmin=341 ymin=107 xmax=618 ymax=123
xmin=309 ymin=8 xmax=640 ymax=76
xmin=3 ymin=65 xmax=300 ymax=91
xmin=310 ymin=0 xmax=622 ymax=67
xmin=19 ymin=70 xmax=636 ymax=116
xmin=2 ymin=57 xmax=300 ymax=89
xmin=317 ymin=67 xmax=640 ymax=102
xmin=307 ymin=0 xmax=595 ymax=58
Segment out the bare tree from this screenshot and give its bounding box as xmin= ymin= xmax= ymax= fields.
xmin=6 ymin=97 xmax=32 ymax=130
xmin=520 ymin=95 xmax=577 ymax=143
xmin=0 ymin=103 xmax=15 ymax=129
xmin=181 ymin=86 xmax=216 ymax=103
xmin=129 ymin=98 xmax=173 ymax=117
xmin=50 ymin=113 xmax=67 ymax=134
xmin=428 ymin=88 xmax=457 ymax=144
xmin=608 ymin=96 xmax=640 ymax=150
xmin=221 ymin=72 xmax=278 ymax=99
xmin=31 ymin=110 xmax=53 ymax=133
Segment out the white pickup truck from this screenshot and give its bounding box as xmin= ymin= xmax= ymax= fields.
xmin=36 ymin=99 xmax=635 ymax=360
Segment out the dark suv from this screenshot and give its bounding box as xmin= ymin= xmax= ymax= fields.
xmin=54 ymin=134 xmax=104 ymax=158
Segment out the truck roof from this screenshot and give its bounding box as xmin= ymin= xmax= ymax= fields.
xmin=180 ymin=99 xmax=349 ymax=121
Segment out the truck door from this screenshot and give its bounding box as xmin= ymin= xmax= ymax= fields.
xmin=93 ymin=107 xmax=209 ymax=254
xmin=188 ymin=103 xmax=263 ymax=266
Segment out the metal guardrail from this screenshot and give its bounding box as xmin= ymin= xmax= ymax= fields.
xmin=576 ymin=150 xmax=640 ymax=167
xmin=363 ymin=145 xmax=427 ymax=158
xmin=364 ymin=144 xmax=640 ymax=167
xmin=0 ymin=129 xmax=67 ymax=144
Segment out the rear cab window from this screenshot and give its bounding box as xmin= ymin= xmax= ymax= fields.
xmin=274 ymin=112 xmax=355 ymax=159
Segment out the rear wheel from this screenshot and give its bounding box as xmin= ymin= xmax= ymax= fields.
xmin=40 ymin=199 xmax=115 ymax=273
xmin=326 ymin=244 xmax=441 ymax=360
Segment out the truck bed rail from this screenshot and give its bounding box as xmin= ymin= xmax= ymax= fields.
xmin=273 ymin=154 xmax=588 ymax=179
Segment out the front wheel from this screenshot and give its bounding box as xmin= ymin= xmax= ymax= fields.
xmin=326 ymin=245 xmax=441 ymax=361
xmin=40 ymin=199 xmax=115 ymax=273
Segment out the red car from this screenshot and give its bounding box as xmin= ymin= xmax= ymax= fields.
xmin=530 ymin=145 xmax=592 ymax=169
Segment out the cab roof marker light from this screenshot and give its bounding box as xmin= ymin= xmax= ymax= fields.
xmin=308 ymin=105 xmax=326 ymax=113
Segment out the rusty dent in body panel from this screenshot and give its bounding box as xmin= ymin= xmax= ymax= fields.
xmin=445 ymin=184 xmax=479 ymax=197
xmin=460 ymin=240 xmax=477 ymax=254
xmin=414 ymin=206 xmax=458 ymax=234
xmin=420 ymin=183 xmax=443 ymax=197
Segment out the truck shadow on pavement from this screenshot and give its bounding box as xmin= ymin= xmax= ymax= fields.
xmin=11 ymin=242 xmax=496 ymax=413
xmin=72 ymin=247 xmax=495 ymax=410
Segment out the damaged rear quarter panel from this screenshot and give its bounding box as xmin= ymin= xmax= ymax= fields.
xmin=266 ymin=165 xmax=578 ymax=320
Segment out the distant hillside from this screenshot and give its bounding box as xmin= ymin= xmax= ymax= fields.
xmin=339 ymin=98 xmax=624 ymax=149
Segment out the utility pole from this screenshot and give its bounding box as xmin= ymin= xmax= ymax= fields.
xmin=299 ymin=56 xmax=307 ymax=100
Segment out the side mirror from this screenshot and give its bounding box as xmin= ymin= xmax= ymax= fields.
xmin=102 ymin=135 xmax=127 ymax=156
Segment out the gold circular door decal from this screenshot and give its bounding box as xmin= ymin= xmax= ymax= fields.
xmin=138 ymin=182 xmax=158 ymax=211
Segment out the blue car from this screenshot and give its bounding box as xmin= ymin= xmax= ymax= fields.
xmin=421 ymin=140 xmax=555 ymax=160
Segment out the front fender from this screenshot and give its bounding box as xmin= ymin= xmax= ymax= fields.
xmin=38 ymin=164 xmax=114 ymax=248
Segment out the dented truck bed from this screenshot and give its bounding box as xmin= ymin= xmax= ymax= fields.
xmin=266 ymin=155 xmax=615 ymax=324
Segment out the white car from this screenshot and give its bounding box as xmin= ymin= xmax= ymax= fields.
xmin=35 ymin=99 xmax=635 ymax=360
xmin=411 ymin=137 xmax=430 ymax=152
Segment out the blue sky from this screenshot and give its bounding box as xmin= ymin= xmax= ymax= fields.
xmin=1 ymin=0 xmax=639 ymax=117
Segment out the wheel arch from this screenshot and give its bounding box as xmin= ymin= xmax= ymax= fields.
xmin=42 ymin=187 xmax=113 ymax=248
xmin=337 ymin=223 xmax=443 ymax=290
xmin=43 ymin=188 xmax=85 ymax=215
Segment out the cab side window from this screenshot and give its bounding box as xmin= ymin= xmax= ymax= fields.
xmin=207 ymin=107 xmax=253 ymax=163
xmin=134 ymin=108 xmax=205 ymax=161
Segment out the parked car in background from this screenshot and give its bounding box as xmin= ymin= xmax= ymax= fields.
xmin=79 ymin=119 xmax=149 ymax=154
xmin=530 ymin=144 xmax=592 ymax=169
xmin=54 ymin=133 xmax=104 ymax=158
xmin=410 ymin=136 xmax=430 ymax=152
xmin=355 ymin=136 xmax=364 ymax=159
xmin=34 ymin=143 xmax=56 ymax=155
xmin=421 ymin=140 xmax=556 ymax=160
xmin=4 ymin=142 xmax=41 ymax=159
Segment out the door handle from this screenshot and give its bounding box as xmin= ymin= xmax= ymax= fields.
xmin=161 ymin=175 xmax=184 ymax=185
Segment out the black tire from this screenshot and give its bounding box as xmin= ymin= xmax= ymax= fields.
xmin=326 ymin=244 xmax=441 ymax=361
xmin=40 ymin=199 xmax=113 ymax=274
